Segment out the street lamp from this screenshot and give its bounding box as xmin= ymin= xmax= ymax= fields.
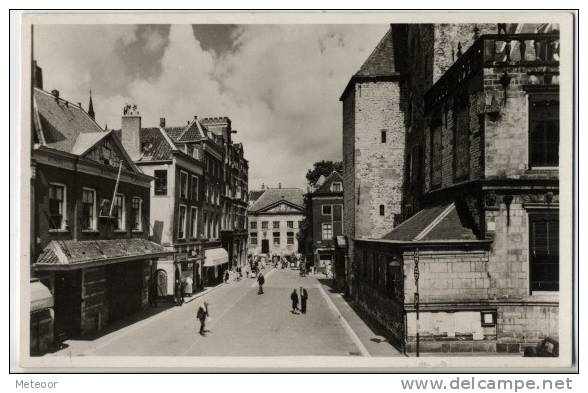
xmin=414 ymin=247 xmax=420 ymax=357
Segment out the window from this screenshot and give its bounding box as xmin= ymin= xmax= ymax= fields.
xmin=273 ymin=232 xmax=280 ymax=245
xmin=190 ymin=207 xmax=198 ymax=238
xmin=48 ymin=183 xmax=66 ymax=230
xmin=131 ymin=197 xmax=142 ymax=231
xmin=287 ymin=221 xmax=294 ymax=229
xmin=251 ymin=221 xmax=257 ymax=229
xmin=381 ymin=129 xmax=387 ymax=143
xmin=529 ymin=212 xmax=559 ymax=292
xmin=431 ymin=124 xmax=443 ymax=188
xmin=273 ymin=221 xmax=280 ymax=229
xmin=261 ymin=221 xmax=268 ymax=230
xmin=178 ymin=205 xmax=187 ymax=239
xmin=529 ymin=97 xmax=559 ymax=167
xmin=154 ymin=170 xmax=167 ymax=195
xmin=250 ymin=232 xmax=258 ymax=245
xmin=81 ymin=188 xmax=96 ymax=230
xmin=322 ymin=223 xmax=333 ymax=240
xmin=113 ymin=194 xmax=125 ymax=230
xmin=287 ymin=232 xmax=294 ymax=245
xmin=191 ymin=176 xmax=199 ymax=201
xmin=322 ymin=205 xmax=332 ymax=216
xmin=180 ymin=171 xmax=188 ymax=200
xmin=100 ymin=144 xmax=112 ymax=165
xmin=379 ymin=204 xmax=385 ymax=216
xmin=331 ymin=182 xmax=342 ymax=192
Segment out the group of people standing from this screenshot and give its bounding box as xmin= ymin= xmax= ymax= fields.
xmin=290 ymin=287 xmax=309 ymax=314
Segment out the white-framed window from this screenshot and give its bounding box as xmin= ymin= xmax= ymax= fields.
xmin=322 ymin=204 xmax=332 ymax=216
xmin=250 ymin=232 xmax=258 ymax=245
xmin=154 ymin=170 xmax=167 ymax=195
xmin=287 ymin=232 xmax=294 ymax=245
xmin=273 ymin=221 xmax=280 ymax=229
xmin=191 ymin=175 xmax=199 ymax=201
xmin=178 ymin=204 xmax=187 ymax=239
xmin=331 ymin=182 xmax=342 ymax=192
xmin=250 ymin=221 xmax=257 ymax=230
xmin=287 ymin=221 xmax=294 ymax=229
xmin=180 ymin=170 xmax=189 ymax=200
xmin=81 ymin=187 xmax=97 ymax=231
xmin=273 ymin=232 xmax=280 ymax=245
xmin=48 ymin=183 xmax=67 ymax=230
xmin=131 ymin=197 xmax=143 ymax=231
xmin=113 ymin=193 xmax=125 ymax=231
xmin=190 ymin=207 xmax=198 ymax=238
xmin=322 ymin=223 xmax=333 ymax=240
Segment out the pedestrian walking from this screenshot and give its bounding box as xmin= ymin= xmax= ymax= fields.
xmin=224 ymin=269 xmax=230 ymax=283
xmin=300 ymin=286 xmax=308 ymax=314
xmin=174 ymin=279 xmax=184 ymax=306
xmin=257 ymin=271 xmax=265 ymax=294
xmin=196 ymin=301 xmax=209 ymax=335
xmin=290 ymin=289 xmax=299 ymax=313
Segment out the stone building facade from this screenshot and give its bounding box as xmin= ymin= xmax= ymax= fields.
xmin=247 ymin=187 xmax=305 ymax=257
xmin=343 ymin=24 xmax=561 ymax=354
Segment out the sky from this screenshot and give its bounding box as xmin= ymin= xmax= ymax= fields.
xmin=34 ymin=24 xmax=389 ymax=189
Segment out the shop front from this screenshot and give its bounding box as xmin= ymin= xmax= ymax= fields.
xmin=203 ymin=247 xmax=229 ymax=286
xmin=34 ymin=239 xmax=172 ymax=339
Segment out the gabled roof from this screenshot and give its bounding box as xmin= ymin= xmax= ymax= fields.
xmin=382 ymin=202 xmax=478 ymax=242
xmin=35 ymin=239 xmax=172 ymax=270
xmin=313 ymin=171 xmax=343 ymax=194
xmin=34 ymin=88 xmax=106 ymax=153
xmin=248 ymin=187 xmax=304 ymax=213
xmin=71 ymin=132 xmax=109 ymax=155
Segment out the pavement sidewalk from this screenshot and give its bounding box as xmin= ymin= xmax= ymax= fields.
xmin=317 ymin=280 xmax=404 ymax=357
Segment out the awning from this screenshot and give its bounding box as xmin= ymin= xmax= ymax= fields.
xmin=30 ymin=280 xmax=53 ymax=312
xmin=204 ymin=248 xmax=229 ymax=267
xmin=34 ymin=238 xmax=173 ymax=271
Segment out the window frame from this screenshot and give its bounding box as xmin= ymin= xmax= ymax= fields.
xmin=261 ymin=221 xmax=268 ymax=230
xmin=287 ymin=231 xmax=295 ymax=245
xmin=48 ymin=182 xmax=67 ymax=231
xmin=179 ymin=170 xmax=189 ymax=200
xmin=379 ymin=204 xmax=385 ymax=216
xmin=331 ymin=182 xmax=342 ymax=192
xmin=528 ymin=211 xmax=559 ymax=293
xmin=191 ymin=175 xmax=199 ymax=201
xmin=250 ymin=232 xmax=258 ymax=245
xmin=287 ymin=221 xmax=294 ymax=229
xmin=113 ymin=193 xmax=126 ymax=231
xmin=322 ymin=204 xmax=332 ymax=216
xmin=272 ymin=231 xmax=281 ymax=245
xmin=81 ymin=187 xmax=97 ymax=231
xmin=528 ymin=93 xmax=559 ymax=169
xmin=381 ymin=129 xmax=387 ymax=143
xmin=321 ymin=222 xmax=333 ymax=241
xmin=273 ymin=221 xmax=280 ymax=229
xmin=178 ymin=204 xmax=187 ymax=239
xmin=190 ymin=206 xmax=198 ymax=238
xmin=154 ymin=170 xmax=168 ymax=196
xmin=250 ymin=221 xmax=257 ymax=230
xmin=130 ymin=197 xmax=143 ymax=232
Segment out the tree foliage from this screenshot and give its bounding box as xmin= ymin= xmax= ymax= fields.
xmin=305 ymin=160 xmax=343 ymax=186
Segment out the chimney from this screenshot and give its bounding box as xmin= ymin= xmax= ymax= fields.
xmin=51 ymin=89 xmax=59 ymax=99
xmin=121 ymin=105 xmax=141 ymax=161
xmin=160 ymin=117 xmax=166 ymax=128
xmin=278 ymin=182 xmax=282 ymax=189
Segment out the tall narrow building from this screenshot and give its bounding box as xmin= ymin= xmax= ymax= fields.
xmin=340 ymin=28 xmax=406 ymax=295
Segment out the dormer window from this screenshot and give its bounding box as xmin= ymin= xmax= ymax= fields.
xmin=331 ymin=182 xmax=342 ymax=192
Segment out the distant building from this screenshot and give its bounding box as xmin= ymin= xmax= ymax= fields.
xmin=31 ymin=84 xmax=171 ymax=347
xmin=301 ymin=172 xmax=344 ymax=282
xmin=247 ymin=186 xmax=305 ymax=257
xmin=342 ymin=24 xmax=560 ymax=354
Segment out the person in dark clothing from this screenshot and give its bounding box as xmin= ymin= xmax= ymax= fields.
xmin=175 ymin=279 xmax=184 ymax=306
xmin=224 ymin=269 xmax=230 ymax=283
xmin=300 ymin=286 xmax=308 ymax=314
xmin=257 ymin=272 xmax=265 ymax=294
xmin=196 ymin=302 xmax=209 ymax=335
xmin=290 ymin=289 xmax=299 ymax=313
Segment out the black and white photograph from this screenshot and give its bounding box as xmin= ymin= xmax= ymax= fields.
xmin=14 ymin=11 xmax=575 ymax=371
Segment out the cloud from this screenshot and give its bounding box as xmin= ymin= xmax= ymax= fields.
xmin=34 ymin=23 xmax=388 ymax=189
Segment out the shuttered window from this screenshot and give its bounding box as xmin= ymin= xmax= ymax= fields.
xmin=529 ymin=212 xmax=559 ymax=292
xmin=529 ymin=96 xmax=559 ymax=167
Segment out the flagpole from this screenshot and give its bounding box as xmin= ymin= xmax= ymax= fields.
xmin=109 ymin=161 xmax=123 ymax=217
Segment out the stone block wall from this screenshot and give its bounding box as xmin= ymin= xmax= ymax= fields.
xmin=353 ymin=81 xmax=405 ymax=240
xmin=342 ymin=89 xmax=356 ymax=290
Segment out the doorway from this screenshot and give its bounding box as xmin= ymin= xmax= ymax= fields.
xmin=261 ymin=239 xmax=269 ymax=254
